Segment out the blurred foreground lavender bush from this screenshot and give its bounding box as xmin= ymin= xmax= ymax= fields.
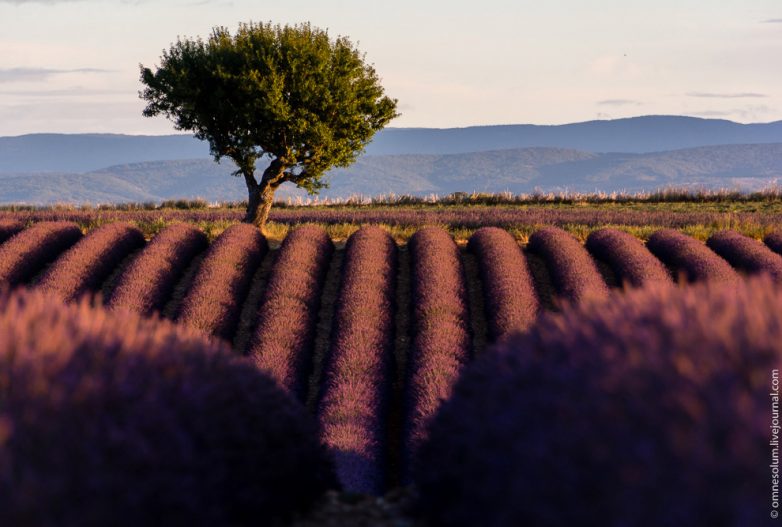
xmin=0 ymin=289 xmax=335 ymax=526
xmin=417 ymin=278 xmax=777 ymax=527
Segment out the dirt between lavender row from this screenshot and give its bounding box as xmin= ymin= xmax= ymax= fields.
xmin=292 ymin=488 xmax=421 ymax=527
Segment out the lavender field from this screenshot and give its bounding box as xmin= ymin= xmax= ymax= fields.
xmin=0 ymin=207 xmax=777 ymax=525
xmin=5 ymin=0 xmax=780 ymax=521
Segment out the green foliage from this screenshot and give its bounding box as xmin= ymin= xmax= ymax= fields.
xmin=139 ymin=21 xmax=398 ymax=199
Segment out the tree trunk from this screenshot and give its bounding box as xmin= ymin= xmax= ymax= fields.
xmin=245 ymin=187 xmax=262 ymax=225
xmin=252 ymin=188 xmax=275 ymax=230
xmin=245 ymin=186 xmax=276 ymax=230
xmin=242 ymin=161 xmax=283 ymax=232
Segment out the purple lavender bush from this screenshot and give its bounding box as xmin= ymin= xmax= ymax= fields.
xmin=647 ymin=228 xmax=738 ymax=283
xmin=177 ymin=223 xmax=268 ymax=341
xmin=527 ymin=226 xmax=608 ymax=303
xmin=108 ymin=223 xmax=208 ymax=315
xmin=405 ymin=227 xmax=470 ymax=478
xmin=468 ymin=227 xmax=540 ymax=339
xmin=249 ymin=224 xmax=334 ymax=400
xmin=0 ymin=220 xmax=23 ymax=245
xmin=317 ymin=226 xmax=396 ymax=495
xmin=37 ymin=222 xmax=145 ymax=302
xmin=764 ymin=232 xmax=782 ymax=255
xmin=0 ymin=289 xmax=335 ymax=526
xmin=586 ymin=228 xmax=671 ymax=287
xmin=707 ymin=230 xmax=782 ymax=283
xmin=416 ymin=278 xmax=774 ymax=527
xmin=0 ymin=221 xmax=82 ymax=286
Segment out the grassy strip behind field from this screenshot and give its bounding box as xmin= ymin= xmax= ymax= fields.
xmin=0 ymin=198 xmax=779 ymax=244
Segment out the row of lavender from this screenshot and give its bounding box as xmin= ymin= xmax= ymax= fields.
xmin=4 ymin=221 xmax=782 ymax=344
xmin=2 ymin=221 xmax=782 ymax=334
xmin=2 ymin=205 xmax=781 ymax=229
xmin=316 ymin=227 xmax=398 ymax=494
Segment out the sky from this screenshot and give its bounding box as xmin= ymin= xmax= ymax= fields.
xmin=0 ymin=0 xmax=780 ymax=135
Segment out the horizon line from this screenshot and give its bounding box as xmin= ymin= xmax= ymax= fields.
xmin=3 ymin=114 xmax=781 ymax=138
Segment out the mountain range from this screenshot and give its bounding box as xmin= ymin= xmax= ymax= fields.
xmin=2 ymin=116 xmax=782 ymax=204
xmin=1 ymin=142 xmax=781 ymax=204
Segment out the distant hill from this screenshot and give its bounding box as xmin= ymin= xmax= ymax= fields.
xmin=368 ymin=116 xmax=782 ymax=156
xmin=2 ymin=143 xmax=781 ymax=205
xmin=2 ymin=116 xmax=782 ymax=174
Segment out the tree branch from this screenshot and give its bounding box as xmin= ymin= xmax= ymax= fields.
xmin=243 ymin=170 xmax=258 ymax=192
xmin=258 ymin=158 xmax=288 ymax=193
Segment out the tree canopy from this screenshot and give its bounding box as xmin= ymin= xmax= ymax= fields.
xmin=139 ymin=21 xmax=398 ymax=228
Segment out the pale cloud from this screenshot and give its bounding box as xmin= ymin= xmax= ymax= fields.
xmin=689 ymin=110 xmax=732 ymax=117
xmin=0 ymin=0 xmax=82 ymax=3
xmin=0 ymin=87 xmax=133 ymax=96
xmin=0 ymin=67 xmax=110 ymax=83
xmin=687 ymin=92 xmax=767 ymax=99
xmin=0 ymin=99 xmax=170 ymax=135
xmin=733 ymin=105 xmax=775 ymax=121
xmin=688 ymin=105 xmax=775 ymax=121
xmin=0 ymin=0 xmax=145 ymax=3
xmin=597 ymin=99 xmax=642 ymax=107
xmin=0 ymin=0 xmax=199 ymax=3
xmin=762 ymin=19 xmax=782 ymax=24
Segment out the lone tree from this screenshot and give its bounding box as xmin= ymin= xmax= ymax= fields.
xmin=139 ymin=22 xmax=398 ymax=229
